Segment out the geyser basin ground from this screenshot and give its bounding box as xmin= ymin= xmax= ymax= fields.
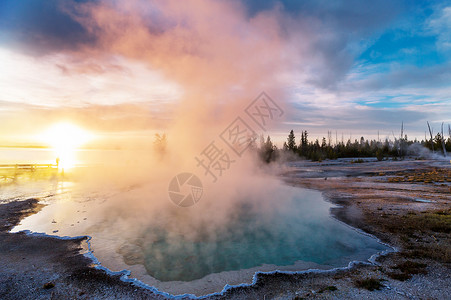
xmin=11 ymin=181 xmax=389 ymax=296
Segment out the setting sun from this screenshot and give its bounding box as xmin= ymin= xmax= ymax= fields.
xmin=38 ymin=122 xmax=94 ymax=169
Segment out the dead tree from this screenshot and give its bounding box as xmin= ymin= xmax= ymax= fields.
xmin=400 ymin=122 xmax=404 ymax=156
xmin=441 ymin=122 xmax=447 ymax=157
xmin=427 ymin=121 xmax=434 ymax=153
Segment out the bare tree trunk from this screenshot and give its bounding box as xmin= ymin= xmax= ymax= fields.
xmin=400 ymin=122 xmax=404 ymax=157
xmin=441 ymin=122 xmax=447 ymax=157
xmin=427 ymin=121 xmax=434 ymax=153
xmin=400 ymin=122 xmax=404 ymax=140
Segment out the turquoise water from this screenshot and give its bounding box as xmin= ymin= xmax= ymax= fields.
xmin=123 ymin=188 xmax=388 ymax=282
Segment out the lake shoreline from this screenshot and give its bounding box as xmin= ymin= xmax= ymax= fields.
xmin=0 ymin=158 xmax=450 ymax=299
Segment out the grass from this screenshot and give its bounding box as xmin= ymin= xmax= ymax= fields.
xmin=388 ymin=272 xmax=412 ymax=281
xmin=402 ymin=244 xmax=451 ymax=264
xmin=318 ymin=286 xmax=338 ymax=293
xmin=351 ymin=159 xmax=365 ymax=164
xmin=387 ymin=168 xmax=451 ymax=184
xmin=381 ymin=209 xmax=451 ymax=235
xmin=43 ymin=282 xmax=55 ymax=289
xmin=394 ymin=261 xmax=427 ymax=273
xmin=387 ymin=260 xmax=427 ymax=281
xmin=355 ymin=278 xmax=384 ymax=291
xmin=398 ymin=210 xmax=451 ymax=234
xmin=374 ymin=209 xmax=451 ymax=263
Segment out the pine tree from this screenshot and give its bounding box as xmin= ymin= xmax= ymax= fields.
xmin=287 ymin=130 xmax=296 ymax=152
xmin=303 ymin=130 xmax=308 ymax=146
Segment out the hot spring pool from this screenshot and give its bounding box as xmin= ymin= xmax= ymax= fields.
xmin=11 ymin=181 xmax=390 ymax=296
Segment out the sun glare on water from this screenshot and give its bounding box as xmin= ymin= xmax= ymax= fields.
xmin=39 ymin=123 xmax=94 ymax=169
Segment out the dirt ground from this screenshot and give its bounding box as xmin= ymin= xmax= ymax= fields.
xmin=0 ymin=158 xmax=450 ymax=299
xmin=0 ymin=199 xmax=167 ymax=300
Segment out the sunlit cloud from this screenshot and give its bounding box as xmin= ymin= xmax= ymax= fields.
xmin=0 ymin=0 xmax=450 ymax=146
xmin=0 ymin=47 xmax=182 ymax=107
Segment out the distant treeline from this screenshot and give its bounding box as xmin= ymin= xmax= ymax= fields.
xmin=256 ymin=129 xmax=451 ymax=162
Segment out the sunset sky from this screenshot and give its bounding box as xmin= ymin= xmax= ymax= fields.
xmin=0 ymin=0 xmax=450 ymax=147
